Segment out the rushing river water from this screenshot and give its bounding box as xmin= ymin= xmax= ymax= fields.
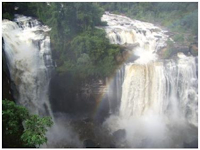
xmin=2 ymin=12 xmax=198 ymax=148
xmin=102 ymin=13 xmax=198 ymax=148
xmin=2 ymin=15 xmax=53 ymax=116
xmin=2 ymin=15 xmax=84 ymax=148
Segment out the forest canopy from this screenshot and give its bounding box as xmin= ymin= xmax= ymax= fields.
xmin=2 ymin=2 xmax=198 ymax=148
xmin=99 ymin=2 xmax=198 ymax=35
xmin=2 ymin=100 xmax=53 ymax=147
xmin=2 ymin=2 xmax=198 ymax=82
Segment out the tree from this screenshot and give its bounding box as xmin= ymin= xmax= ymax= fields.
xmin=21 ymin=115 xmax=53 ymax=147
xmin=2 ymin=99 xmax=28 ymax=147
xmin=57 ymin=28 xmax=122 ymax=80
xmin=2 ymin=99 xmax=53 ymax=148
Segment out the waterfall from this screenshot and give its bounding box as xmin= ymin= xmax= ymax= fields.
xmin=2 ymin=15 xmax=54 ymax=117
xmin=120 ymin=58 xmax=198 ymax=126
xmin=102 ymin=13 xmax=198 ymax=148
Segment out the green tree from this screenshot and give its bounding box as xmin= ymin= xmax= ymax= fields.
xmin=2 ymin=99 xmax=28 ymax=147
xmin=2 ymin=99 xmax=53 ymax=148
xmin=57 ymin=28 xmax=122 ymax=80
xmin=21 ymin=115 xmax=53 ymax=147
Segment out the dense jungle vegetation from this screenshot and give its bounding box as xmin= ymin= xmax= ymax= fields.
xmin=2 ymin=2 xmax=198 ymax=147
xmin=2 ymin=100 xmax=53 ymax=147
xmin=100 ymin=2 xmax=198 ymax=35
xmin=3 ymin=2 xmax=198 ymax=81
xmin=3 ymin=2 xmax=124 ymax=83
xmin=99 ymin=2 xmax=198 ymax=57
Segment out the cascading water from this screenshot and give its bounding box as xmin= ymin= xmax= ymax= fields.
xmin=102 ymin=13 xmax=198 ymax=148
xmin=2 ymin=15 xmax=54 ymax=117
xmin=106 ymin=66 xmax=125 ymax=114
xmin=3 ymin=15 xmax=83 ymax=148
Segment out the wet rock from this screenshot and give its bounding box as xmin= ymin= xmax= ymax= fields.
xmin=165 ymin=31 xmax=175 ymax=37
xmin=189 ymin=42 xmax=198 ymax=56
xmin=82 ymin=117 xmax=93 ymax=124
xmin=116 ymin=48 xmax=139 ymax=63
xmin=158 ymin=44 xmax=191 ymax=59
xmin=184 ymin=139 xmax=198 ymax=148
xmin=122 ymin=43 xmax=140 ymax=50
xmin=154 ymin=35 xmax=162 ymax=39
xmin=113 ymin=129 xmax=126 ymax=142
xmin=83 ymin=139 xmax=99 ymax=148
xmin=113 ymin=28 xmax=122 ymax=32
xmin=142 ymin=30 xmax=146 ymax=36
xmin=150 ymin=28 xmax=161 ymax=33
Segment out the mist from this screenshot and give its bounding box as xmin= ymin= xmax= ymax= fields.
xmin=2 ymin=2 xmax=198 ymax=148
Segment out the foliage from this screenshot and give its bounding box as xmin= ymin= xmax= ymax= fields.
xmin=163 ymin=47 xmax=173 ymax=59
xmin=21 ymin=115 xmax=53 ymax=147
xmin=99 ymin=2 xmax=198 ymax=37
xmin=57 ymin=28 xmax=122 ymax=80
xmin=2 ymin=99 xmax=53 ymax=148
xmin=2 ymin=2 xmax=38 ymax=20
xmin=98 ymin=2 xmax=198 ymax=58
xmin=162 ymin=39 xmax=177 ymax=58
xmin=6 ymin=2 xmax=197 ymax=90
xmin=2 ymin=2 xmax=15 ymax=20
xmin=31 ymin=2 xmax=105 ymax=55
xmin=173 ymin=34 xmax=184 ymax=43
xmin=179 ymin=9 xmax=198 ymax=35
xmin=2 ymin=99 xmax=28 ymax=147
xmin=2 ymin=2 xmax=122 ymax=85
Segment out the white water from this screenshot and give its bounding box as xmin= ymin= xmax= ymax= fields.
xmin=2 ymin=15 xmax=53 ymax=116
xmin=101 ymin=13 xmax=168 ymax=64
xmin=3 ymin=15 xmax=83 ymax=148
xmin=2 ymin=12 xmax=198 ymax=148
xmin=102 ymin=13 xmax=198 ymax=148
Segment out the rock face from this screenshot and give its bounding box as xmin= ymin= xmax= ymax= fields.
xmin=70 ymin=117 xmax=116 ymax=148
xmin=49 ymin=74 xmax=110 ymax=122
xmin=158 ymin=40 xmax=198 ymax=59
xmin=83 ymin=139 xmax=98 ymax=148
xmin=116 ymin=43 xmax=140 ymax=63
xmin=184 ymin=139 xmax=198 ymax=148
xmin=112 ymin=129 xmax=127 ymax=147
xmin=2 ymin=66 xmax=15 ymax=101
xmin=113 ymin=129 xmax=126 ymax=142
xmin=189 ymin=42 xmax=198 ymax=56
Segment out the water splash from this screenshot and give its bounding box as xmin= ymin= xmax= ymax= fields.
xmin=3 ymin=15 xmax=83 ymax=148
xmin=2 ymin=15 xmax=53 ymax=116
xmin=102 ymin=13 xmax=198 ymax=148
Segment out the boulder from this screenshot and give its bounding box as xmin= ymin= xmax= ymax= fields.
xmin=189 ymin=43 xmax=198 ymax=56
xmin=113 ymin=129 xmax=126 ymax=142
xmin=83 ymin=139 xmax=99 ymax=148
xmin=184 ymin=139 xmax=198 ymax=148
